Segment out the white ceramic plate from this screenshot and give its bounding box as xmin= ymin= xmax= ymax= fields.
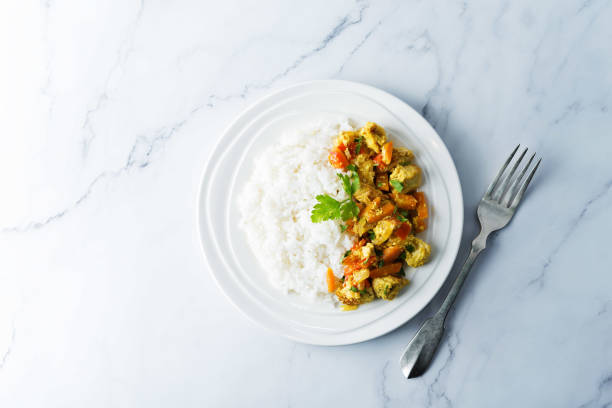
xmin=198 ymin=80 xmax=463 ymax=345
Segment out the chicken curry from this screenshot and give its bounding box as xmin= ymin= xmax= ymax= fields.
xmin=311 ymin=122 xmax=431 ymax=310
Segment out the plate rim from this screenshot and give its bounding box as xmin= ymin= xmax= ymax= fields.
xmin=197 ymin=79 xmax=464 ymax=345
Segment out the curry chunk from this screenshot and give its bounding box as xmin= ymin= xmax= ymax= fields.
xmin=389 ymin=164 xmax=422 ymax=192
xmin=353 ymin=217 xmax=375 ymax=237
xmin=353 ymin=154 xmax=375 ymax=185
xmin=336 ymin=284 xmax=375 ymax=306
xmin=353 ymin=184 xmax=383 ymax=204
xmin=359 ymin=122 xmax=387 ymax=153
xmin=372 ymin=217 xmax=399 ymax=246
xmin=336 ymin=130 xmax=357 ymax=148
xmin=404 ymin=236 xmax=431 ymax=267
xmin=372 ymin=275 xmax=409 ymax=300
xmin=389 ymin=147 xmax=415 ymax=169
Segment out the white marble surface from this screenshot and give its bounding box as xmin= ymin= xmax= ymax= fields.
xmin=1 ymin=0 xmax=611 ymax=406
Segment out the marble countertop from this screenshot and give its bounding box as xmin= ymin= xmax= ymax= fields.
xmin=2 ymin=0 xmax=611 ymax=406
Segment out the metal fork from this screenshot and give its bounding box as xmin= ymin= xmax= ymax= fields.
xmin=399 ymin=145 xmax=541 ymax=379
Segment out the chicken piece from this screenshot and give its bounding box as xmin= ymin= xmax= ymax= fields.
xmin=353 ymin=154 xmax=375 ymax=185
xmin=372 ymin=275 xmax=409 ymax=300
xmin=336 ymin=130 xmax=357 ymax=148
xmin=389 ymin=164 xmax=422 ymax=192
xmin=372 ymin=217 xmax=399 ymax=246
xmin=353 ymin=217 xmax=375 ymax=237
xmin=358 ymin=243 xmax=375 ymax=263
xmin=336 ymin=284 xmax=375 ymax=306
xmin=390 ymin=192 xmax=418 ymax=210
xmin=359 ymin=122 xmax=387 ymax=153
xmin=353 ymin=184 xmax=383 ymax=205
xmin=404 ymin=236 xmax=431 ymax=267
xmin=389 ymin=147 xmax=415 ymax=169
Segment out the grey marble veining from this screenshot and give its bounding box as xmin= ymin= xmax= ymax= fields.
xmin=1 ymin=0 xmax=612 ymax=407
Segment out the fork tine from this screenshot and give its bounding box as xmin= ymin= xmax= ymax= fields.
xmin=498 ymin=147 xmax=528 ymax=203
xmin=509 ymin=158 xmax=541 ymax=208
xmin=484 ymin=144 xmax=519 ymax=198
xmin=505 ymin=152 xmax=535 ymax=205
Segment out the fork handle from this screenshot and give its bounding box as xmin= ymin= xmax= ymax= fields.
xmin=399 ymin=229 xmax=489 ymax=378
xmin=436 ymin=228 xmax=488 ymax=321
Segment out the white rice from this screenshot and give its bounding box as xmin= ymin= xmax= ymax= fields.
xmin=239 ymin=119 xmax=355 ymax=303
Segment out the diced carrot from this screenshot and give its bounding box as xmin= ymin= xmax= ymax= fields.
xmin=382 ymin=246 xmax=403 ymax=264
xmin=326 ymin=268 xmax=338 ymax=293
xmin=396 ymin=222 xmax=412 ymax=240
xmin=391 ymin=192 xmax=418 ymax=210
xmin=412 ymin=192 xmax=428 ymax=233
xmin=370 ymin=263 xmax=403 ymax=279
xmin=381 ymin=141 xmax=393 ymax=165
xmin=414 ymin=192 xmax=428 ymax=219
xmin=380 ymin=201 xmax=395 ymax=218
xmin=328 ymin=148 xmax=349 ymax=169
xmin=373 ymin=153 xmax=387 ymax=171
xmin=352 ymin=239 xmax=367 ymax=250
xmin=365 ymin=197 xmax=395 ymax=224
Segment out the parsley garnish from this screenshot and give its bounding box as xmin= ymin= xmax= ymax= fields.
xmin=311 ymin=167 xmax=360 ymax=223
xmin=406 ymin=244 xmax=415 ymax=253
xmin=342 ymin=250 xmax=351 ymax=259
xmin=398 ymin=214 xmax=409 ymax=222
xmin=340 ymin=224 xmax=348 ymax=232
xmin=368 ymin=230 xmax=376 ymax=241
xmin=399 ymin=251 xmax=407 ymax=261
xmin=355 ymin=137 xmax=362 ymax=154
xmin=390 ymin=180 xmax=404 ymax=192
xmin=378 ymin=259 xmax=384 ymax=267
xmin=384 ymin=287 xmax=390 ymax=296
xmin=359 ymin=289 xmax=368 ymax=295
xmin=350 ymin=286 xmax=359 ymax=292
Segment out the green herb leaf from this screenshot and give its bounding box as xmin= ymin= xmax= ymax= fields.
xmin=400 ymin=160 xmax=411 ymax=166
xmin=350 ymin=171 xmax=360 ymax=193
xmin=368 ymin=230 xmax=376 ymax=241
xmin=337 ymin=173 xmax=353 ymax=196
xmin=343 ymin=250 xmax=351 ymax=259
xmin=340 ymin=200 xmax=359 ymax=221
xmin=378 ymin=259 xmax=384 ymax=268
xmin=399 ymin=250 xmax=407 ymax=261
xmin=406 ymin=244 xmax=415 ymax=253
xmin=359 ymin=289 xmax=368 ymax=295
xmin=311 ymin=195 xmax=341 ymax=223
xmin=346 ymin=164 xmax=357 ymax=172
xmin=340 ymin=276 xmax=345 ymax=283
xmin=384 ymin=287 xmax=390 ymax=296
xmin=350 ymin=286 xmax=359 ymax=293
xmin=355 ymin=137 xmax=362 ymax=154
xmin=398 ymin=214 xmax=409 ymax=222
xmin=390 ymin=180 xmax=404 ymax=192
